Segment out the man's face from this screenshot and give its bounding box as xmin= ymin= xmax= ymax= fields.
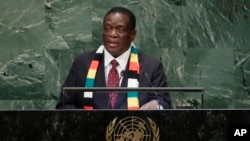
xmin=103 ymin=12 xmax=136 ymax=57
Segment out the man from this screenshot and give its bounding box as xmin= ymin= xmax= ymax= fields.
xmin=56 ymin=7 xmax=171 ymax=110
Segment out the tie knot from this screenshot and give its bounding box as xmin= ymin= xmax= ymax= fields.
xmin=111 ymin=59 xmax=119 ymax=67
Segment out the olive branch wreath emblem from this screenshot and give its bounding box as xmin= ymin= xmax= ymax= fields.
xmin=106 ymin=117 xmax=117 ymax=141
xmin=105 ymin=116 xmax=160 ymax=141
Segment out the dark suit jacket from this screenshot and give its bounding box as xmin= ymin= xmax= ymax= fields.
xmin=56 ymin=49 xmax=171 ymax=109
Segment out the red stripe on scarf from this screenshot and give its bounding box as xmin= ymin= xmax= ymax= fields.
xmin=128 ymin=107 xmax=140 ymax=110
xmin=129 ymin=62 xmax=140 ymax=73
xmin=83 ymin=106 xmax=94 ymax=110
xmin=90 ymin=60 xmax=99 ymax=69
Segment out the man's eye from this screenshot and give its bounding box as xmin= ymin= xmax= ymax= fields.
xmin=105 ymin=27 xmax=111 ymax=31
xmin=117 ymin=28 xmax=124 ymax=33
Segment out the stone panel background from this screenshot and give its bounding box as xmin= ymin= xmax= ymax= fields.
xmin=0 ymin=0 xmax=249 ymax=109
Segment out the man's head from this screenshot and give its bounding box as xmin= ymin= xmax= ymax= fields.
xmin=103 ymin=7 xmax=137 ymax=57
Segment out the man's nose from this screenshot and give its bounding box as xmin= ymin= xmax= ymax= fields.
xmin=109 ymin=29 xmax=118 ymax=37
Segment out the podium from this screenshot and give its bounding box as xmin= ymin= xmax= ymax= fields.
xmin=0 ymin=110 xmax=250 ymax=140
xmin=63 ymin=87 xmax=205 ymax=109
xmin=1 ymin=87 xmax=248 ymax=140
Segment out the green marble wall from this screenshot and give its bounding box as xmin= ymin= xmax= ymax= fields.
xmin=0 ymin=0 xmax=249 ymax=109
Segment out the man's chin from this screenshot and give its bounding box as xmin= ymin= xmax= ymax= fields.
xmin=110 ymin=52 xmax=120 ymax=57
xmin=107 ymin=49 xmax=120 ymax=57
xmin=106 ymin=46 xmax=117 ymax=52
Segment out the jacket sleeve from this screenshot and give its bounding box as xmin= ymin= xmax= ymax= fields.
xmin=150 ymin=61 xmax=171 ymax=109
xmin=56 ymin=59 xmax=79 ymax=109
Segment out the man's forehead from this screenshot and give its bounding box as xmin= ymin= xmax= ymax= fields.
xmin=104 ymin=13 xmax=129 ymax=23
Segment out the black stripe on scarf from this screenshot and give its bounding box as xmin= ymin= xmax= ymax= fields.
xmin=93 ymin=53 xmax=102 ymax=60
xmin=127 ymin=70 xmax=139 ymax=79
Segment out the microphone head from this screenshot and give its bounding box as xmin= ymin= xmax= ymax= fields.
xmin=120 ymin=70 xmax=125 ymax=76
xmin=144 ymin=72 xmax=149 ymax=77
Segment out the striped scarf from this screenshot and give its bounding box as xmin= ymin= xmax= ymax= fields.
xmin=83 ymin=44 xmax=140 ymax=110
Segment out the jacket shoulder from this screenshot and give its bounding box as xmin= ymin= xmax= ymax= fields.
xmin=74 ymin=49 xmax=98 ymax=63
xmin=138 ymin=50 xmax=161 ymax=64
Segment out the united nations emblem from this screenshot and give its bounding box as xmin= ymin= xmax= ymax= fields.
xmin=106 ymin=116 xmax=160 ymax=141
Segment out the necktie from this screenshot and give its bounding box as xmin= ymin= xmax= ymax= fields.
xmin=107 ymin=59 xmax=119 ymax=108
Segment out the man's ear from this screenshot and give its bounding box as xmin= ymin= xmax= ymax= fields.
xmin=131 ymin=30 xmax=137 ymax=41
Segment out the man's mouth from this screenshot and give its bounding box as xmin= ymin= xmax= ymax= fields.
xmin=108 ymin=41 xmax=119 ymax=47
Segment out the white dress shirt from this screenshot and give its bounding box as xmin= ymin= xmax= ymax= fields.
xmin=104 ymin=47 xmax=131 ymax=86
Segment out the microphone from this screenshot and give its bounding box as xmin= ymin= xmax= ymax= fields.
xmin=107 ymin=70 xmax=125 ymax=109
xmin=120 ymin=70 xmax=125 ymax=78
xmin=144 ymin=72 xmax=161 ymax=110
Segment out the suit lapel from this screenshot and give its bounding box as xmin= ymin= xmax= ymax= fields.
xmin=94 ymin=56 xmax=110 ymax=108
